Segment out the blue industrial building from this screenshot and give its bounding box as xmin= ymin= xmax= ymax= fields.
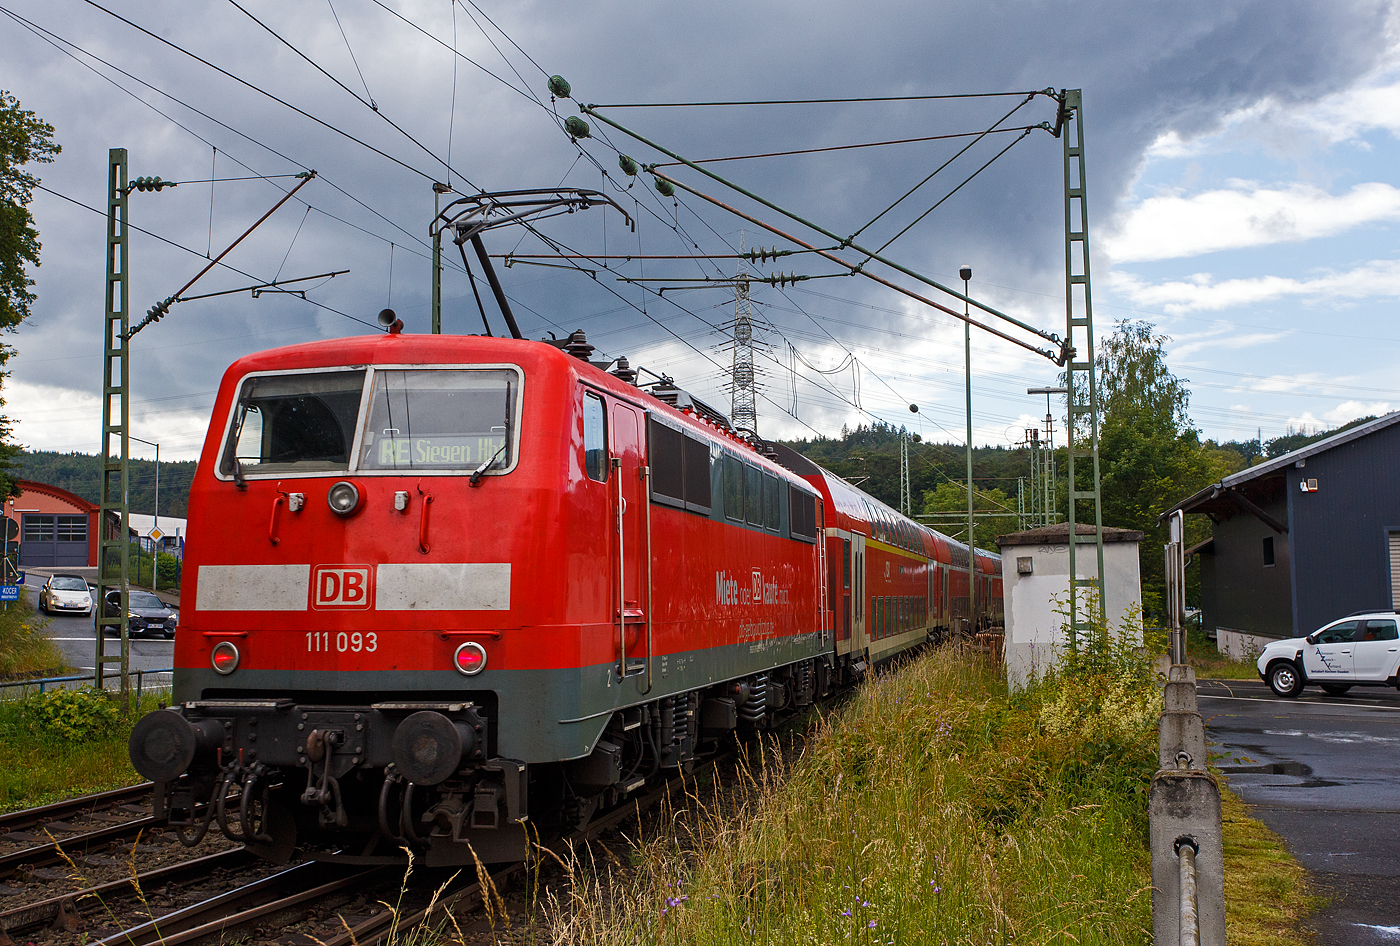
xmin=1167 ymin=413 xmax=1400 ymax=643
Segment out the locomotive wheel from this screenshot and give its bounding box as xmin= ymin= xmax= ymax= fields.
xmin=1267 ymin=661 xmax=1304 ymax=698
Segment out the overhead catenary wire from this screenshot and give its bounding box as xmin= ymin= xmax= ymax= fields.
xmin=851 ymin=93 xmax=1038 ymax=245
xmin=222 ymin=0 xmax=479 ymax=190
xmin=80 ymin=0 xmax=458 ymax=186
xmin=326 ymin=0 xmax=376 ymax=108
xmin=0 ymin=6 xmax=469 ymax=273
xmin=590 ymin=90 xmax=1052 ymax=107
xmin=33 ymin=183 xmax=381 ymax=331
xmin=650 ymin=126 xmax=1045 ymax=168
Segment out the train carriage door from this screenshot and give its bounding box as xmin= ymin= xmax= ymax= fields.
xmin=851 ymin=533 xmax=866 ymax=649
xmin=825 ymin=530 xmax=853 ymax=645
xmin=610 ymin=402 xmax=647 ymax=676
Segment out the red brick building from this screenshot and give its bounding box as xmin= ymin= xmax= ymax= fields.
xmin=4 ymin=480 xmax=103 ymax=568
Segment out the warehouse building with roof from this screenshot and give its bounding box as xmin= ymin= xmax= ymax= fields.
xmin=1165 ymin=412 xmax=1400 ymax=651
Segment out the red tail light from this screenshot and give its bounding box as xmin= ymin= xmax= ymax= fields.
xmin=454 ymin=641 xmax=487 ymax=676
xmin=211 ymin=641 xmax=240 ymax=675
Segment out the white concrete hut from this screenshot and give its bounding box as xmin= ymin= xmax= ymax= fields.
xmin=996 ymin=523 xmax=1144 ymax=689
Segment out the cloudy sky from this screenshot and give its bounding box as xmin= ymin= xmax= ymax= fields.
xmin=2 ymin=0 xmax=1398 ymax=463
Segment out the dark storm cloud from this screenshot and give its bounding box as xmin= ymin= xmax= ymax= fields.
xmin=0 ymin=0 xmax=1391 ymax=451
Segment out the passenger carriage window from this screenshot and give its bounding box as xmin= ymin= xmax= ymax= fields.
xmin=788 ymin=486 xmax=817 ymax=542
xmin=763 ymin=474 xmax=781 ymax=531
xmin=360 ymin=369 xmax=517 ymax=473
xmin=724 ymin=454 xmax=744 ymax=521
xmin=745 ymin=464 xmax=762 ymax=525
xmin=584 ymin=392 xmax=608 ymax=482
xmin=223 ymin=369 xmax=365 ymax=476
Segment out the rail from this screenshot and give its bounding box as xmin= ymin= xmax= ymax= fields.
xmin=0 ymin=666 xmax=173 ymax=700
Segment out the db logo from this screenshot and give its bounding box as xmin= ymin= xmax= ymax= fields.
xmin=311 ymin=565 xmax=373 ymax=609
xmin=752 ymin=569 xmax=763 ymax=601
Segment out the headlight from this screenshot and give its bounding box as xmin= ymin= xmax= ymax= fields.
xmin=327 ymin=480 xmax=361 ymax=516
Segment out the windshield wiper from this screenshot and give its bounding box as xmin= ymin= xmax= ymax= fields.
xmin=232 ymin=458 xmax=247 ymax=491
xmin=469 ymin=442 xmax=509 ymax=487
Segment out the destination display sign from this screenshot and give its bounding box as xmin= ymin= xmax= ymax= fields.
xmin=371 ymin=435 xmax=506 ymax=468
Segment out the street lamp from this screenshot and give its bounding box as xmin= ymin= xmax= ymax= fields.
xmin=129 ymin=435 xmax=159 ymax=591
xmin=960 ymin=264 xmax=974 ymax=634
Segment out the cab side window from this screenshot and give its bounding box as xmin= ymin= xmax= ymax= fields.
xmin=583 ymin=392 xmax=608 ymax=482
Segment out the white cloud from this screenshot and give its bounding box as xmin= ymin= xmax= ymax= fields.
xmin=1103 ymin=182 xmax=1400 ymax=262
xmin=6 ymin=380 xmax=211 ymax=460
xmin=1288 ymin=401 xmax=1395 ymax=432
xmin=1108 ymin=258 xmax=1400 ymax=314
xmin=1235 ymin=373 xmax=1336 ymax=395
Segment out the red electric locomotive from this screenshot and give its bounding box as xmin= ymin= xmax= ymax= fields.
xmin=129 ymin=325 xmax=1000 ymax=865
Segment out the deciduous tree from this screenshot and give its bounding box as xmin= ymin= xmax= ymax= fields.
xmin=0 ymin=90 xmax=60 ymax=498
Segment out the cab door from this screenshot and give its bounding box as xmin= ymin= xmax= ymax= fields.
xmin=1303 ymin=620 xmax=1357 ymax=679
xmin=610 ymin=402 xmax=647 ymax=676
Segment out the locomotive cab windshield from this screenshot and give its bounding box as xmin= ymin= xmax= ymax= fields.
xmin=219 ymin=365 xmax=520 ymax=479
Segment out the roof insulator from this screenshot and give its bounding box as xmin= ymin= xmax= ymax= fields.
xmin=654 ymin=178 xmax=675 ymax=197
xmin=610 ymin=356 xmax=638 ymax=385
xmin=618 ymin=154 xmax=639 ymax=176
xmin=564 ymin=329 xmax=595 ymax=362
xmin=547 ymin=75 xmax=572 ymax=98
xmin=564 ymin=116 xmax=590 ymax=139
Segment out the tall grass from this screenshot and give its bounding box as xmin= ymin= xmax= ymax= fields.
xmin=0 ymin=589 xmax=66 ymax=677
xmin=544 ymin=642 xmax=1160 ymax=945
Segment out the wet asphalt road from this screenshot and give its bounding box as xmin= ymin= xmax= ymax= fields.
xmin=40 ymin=608 xmax=177 ymax=682
xmin=1201 ymin=679 xmax=1400 ymax=944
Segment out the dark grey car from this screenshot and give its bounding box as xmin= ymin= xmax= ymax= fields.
xmin=97 ymin=590 xmax=178 ymax=638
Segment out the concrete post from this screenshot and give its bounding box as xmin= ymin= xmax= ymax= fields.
xmin=1150 ymin=769 xmax=1225 ymax=945
xmin=1163 ymin=680 xmax=1198 ymax=714
xmin=1159 ymin=711 xmax=1207 ymax=771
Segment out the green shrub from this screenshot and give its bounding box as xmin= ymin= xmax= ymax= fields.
xmin=29 ymin=686 xmax=120 ymax=742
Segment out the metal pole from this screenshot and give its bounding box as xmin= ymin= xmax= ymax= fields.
xmin=98 ymin=148 xmax=132 ymax=711
xmin=962 ymin=265 xmax=975 ymax=633
xmin=432 ymin=182 xmax=450 ymax=333
xmin=1168 ymin=509 xmax=1187 ymax=665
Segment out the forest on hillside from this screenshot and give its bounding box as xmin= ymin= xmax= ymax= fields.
xmin=16 ymin=451 xmax=196 ymax=517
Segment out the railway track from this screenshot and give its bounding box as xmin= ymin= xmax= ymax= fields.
xmin=0 ymin=848 xmax=254 ymax=941
xmin=0 ymin=784 xmax=153 ymax=835
xmin=0 ymin=784 xmax=170 ymax=882
xmin=73 ymin=762 xmax=718 ymax=946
